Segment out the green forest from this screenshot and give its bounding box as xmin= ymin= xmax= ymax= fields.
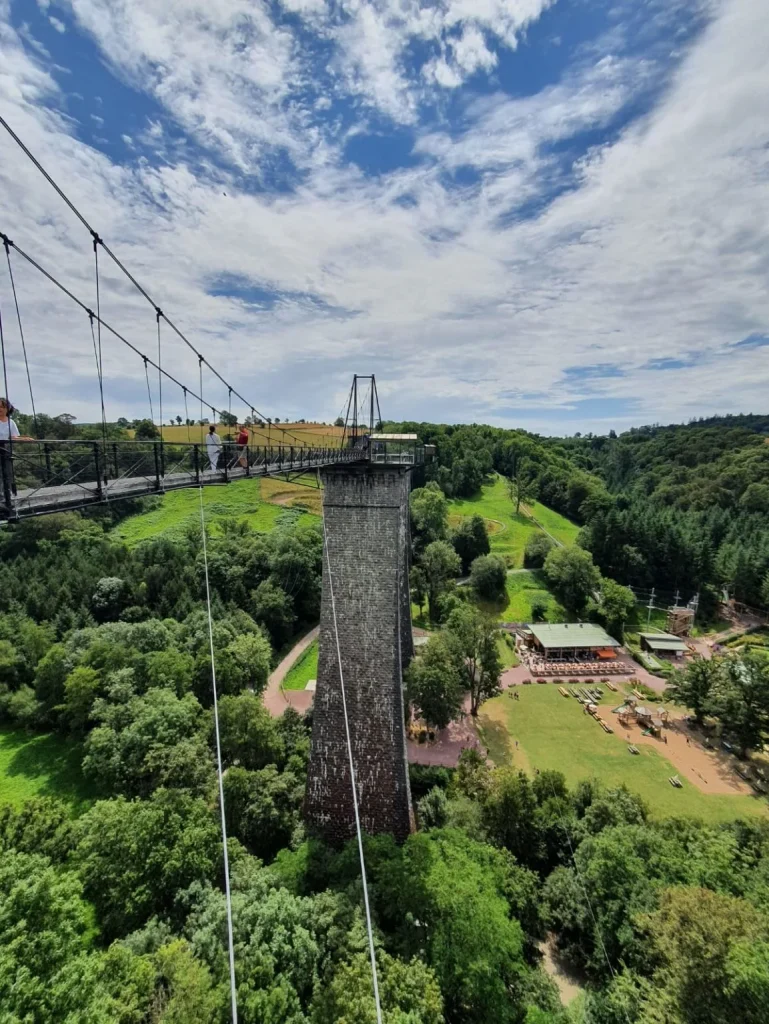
xmin=1 ymin=410 xmax=769 ymax=1023
xmin=392 ymin=414 xmax=769 ymax=615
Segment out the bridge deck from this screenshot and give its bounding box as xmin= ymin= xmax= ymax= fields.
xmin=2 ymin=451 xmax=358 ymax=520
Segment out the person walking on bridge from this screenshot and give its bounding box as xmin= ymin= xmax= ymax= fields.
xmin=205 ymin=424 xmax=222 ymax=471
xmin=0 ymin=398 xmax=33 ymax=505
xmin=235 ymin=424 xmax=249 ymax=468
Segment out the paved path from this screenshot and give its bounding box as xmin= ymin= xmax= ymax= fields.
xmin=264 ymin=626 xmax=319 ymax=717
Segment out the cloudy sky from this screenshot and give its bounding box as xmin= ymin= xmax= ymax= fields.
xmin=0 ymin=0 xmax=767 ymax=434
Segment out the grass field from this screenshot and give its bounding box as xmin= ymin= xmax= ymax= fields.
xmin=477 ymin=570 xmax=567 ymax=623
xmin=477 ymin=687 xmax=767 ymax=824
xmin=525 ymin=501 xmax=581 ymax=546
xmin=0 ymin=727 xmax=95 ymax=811
xmin=448 ymin=475 xmax=579 ymax=569
xmin=283 ymin=639 xmax=319 ymax=690
xmin=141 ymin=422 xmax=346 ymax=448
xmin=112 ymin=476 xmax=319 ymax=546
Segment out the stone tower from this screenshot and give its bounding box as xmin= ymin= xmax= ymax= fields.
xmin=304 ymin=463 xmax=414 ymax=845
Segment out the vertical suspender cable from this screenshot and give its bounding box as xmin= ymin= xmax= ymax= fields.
xmin=199 ymin=357 xmax=204 ymax=445
xmin=198 ymin=488 xmax=238 ymax=1023
xmin=3 ymin=240 xmax=37 ymax=434
xmin=184 ymin=388 xmax=191 ymax=443
xmin=92 ymin=238 xmax=108 ymax=453
xmin=143 ymin=358 xmax=155 ymax=426
xmin=319 ymin=473 xmax=383 ymax=1024
xmin=156 ymin=309 xmax=164 ymax=438
xmin=0 ymin=289 xmax=13 ymax=478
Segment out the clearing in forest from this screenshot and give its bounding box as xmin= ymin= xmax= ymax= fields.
xmin=476 ymin=686 xmax=767 ymax=824
xmin=112 ymin=476 xmax=319 ymax=545
xmin=447 ymin=475 xmax=579 ymax=568
xmin=0 ymin=727 xmax=95 ymax=811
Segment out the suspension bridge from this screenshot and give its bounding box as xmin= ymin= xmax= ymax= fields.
xmin=0 ymin=116 xmax=424 ymax=521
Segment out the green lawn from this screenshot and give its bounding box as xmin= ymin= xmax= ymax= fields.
xmin=448 ymin=476 xmax=539 ymax=567
xmin=477 ymin=570 xmax=566 ymax=624
xmin=525 ymin=501 xmax=581 ymax=547
xmin=448 ymin=475 xmax=578 ymax=568
xmin=477 ymin=686 xmax=767 ymax=825
xmin=283 ymin=639 xmax=319 ymax=691
xmin=112 ymin=478 xmax=315 ymax=546
xmin=0 ymin=727 xmax=95 ymax=811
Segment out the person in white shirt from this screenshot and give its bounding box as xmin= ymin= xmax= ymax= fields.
xmin=0 ymin=397 xmax=33 ymax=501
xmin=205 ymin=424 xmax=222 ymax=471
xmin=0 ymin=397 xmax=26 ymax=442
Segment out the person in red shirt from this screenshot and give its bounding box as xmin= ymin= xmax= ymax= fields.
xmin=236 ymin=425 xmax=249 ymax=468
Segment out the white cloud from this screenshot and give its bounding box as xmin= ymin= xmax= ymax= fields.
xmin=0 ymin=0 xmax=767 ymax=432
xmin=49 ymin=15 xmax=66 ymax=32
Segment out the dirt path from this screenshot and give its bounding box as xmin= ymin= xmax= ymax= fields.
xmin=539 ymin=936 xmax=584 ymax=1006
xmin=264 ymin=626 xmax=319 ymax=717
xmin=621 ymin=713 xmax=755 ymax=795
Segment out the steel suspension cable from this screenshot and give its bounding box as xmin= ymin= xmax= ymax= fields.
xmin=3 ymin=238 xmax=37 ymax=434
xmin=318 ymin=470 xmax=383 ymax=1024
xmin=0 ymin=114 xmax=308 ymax=447
xmin=198 ymin=488 xmax=239 ymax=1023
xmin=1 ymin=236 xmax=218 ymax=421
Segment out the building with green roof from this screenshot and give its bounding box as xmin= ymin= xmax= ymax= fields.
xmin=527 ymin=622 xmax=620 ymax=658
xmin=639 ymin=632 xmax=688 ymax=658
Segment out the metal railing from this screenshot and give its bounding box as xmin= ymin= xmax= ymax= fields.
xmin=0 ymin=439 xmax=362 ymax=519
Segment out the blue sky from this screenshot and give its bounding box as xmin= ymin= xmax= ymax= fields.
xmin=0 ymin=0 xmax=767 ymax=434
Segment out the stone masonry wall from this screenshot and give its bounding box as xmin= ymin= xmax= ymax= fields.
xmin=304 ymin=464 xmax=414 ymax=845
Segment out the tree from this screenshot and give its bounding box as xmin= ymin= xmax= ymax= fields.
xmin=420 ymin=541 xmax=461 ymax=620
xmin=483 ymin=768 xmax=541 ymax=866
xmin=543 ymin=546 xmax=600 ymax=615
xmin=251 ymin=578 xmax=296 ymax=645
xmin=417 ymin=787 xmax=449 ymax=830
xmin=83 ymin=688 xmax=211 ymax=796
xmin=74 ymin=790 xmax=221 ymax=939
xmin=217 ymin=692 xmax=285 ymax=770
xmin=446 ymin=605 xmax=503 ymax=715
xmin=410 ymin=565 xmax=428 ymax=619
xmin=666 ymin=658 xmax=722 ymax=724
xmin=0 ymin=851 xmax=95 ymax=1022
xmin=220 ymin=411 xmax=238 ymax=427
xmin=641 ymin=886 xmax=769 ymax=1024
xmin=203 ymin=629 xmax=272 ymax=698
xmin=313 ymin=950 xmax=444 ymax=1024
xmin=452 ymin=514 xmax=490 ymax=574
xmin=410 ymin=483 xmax=448 ymax=545
xmin=406 ymin=634 xmax=465 ymax=730
xmin=61 ymin=665 xmax=101 ymax=733
xmin=508 ymin=475 xmax=537 ymax=515
xmin=710 ymin=652 xmax=769 ymax=756
xmin=223 ymin=764 xmax=305 ymax=861
xmin=524 ymin=533 xmax=555 ymax=569
xmin=134 ymin=419 xmax=160 ymax=440
xmin=91 ymin=576 xmax=129 ymax=621
xmin=530 ymin=596 xmax=548 ymax=621
xmin=597 ymin=576 xmax=635 ymax=639
xmin=470 ymin=554 xmax=507 ymax=601
xmin=334 ymin=416 xmax=345 ymax=427
xmin=374 ymin=829 xmax=529 ymax=1023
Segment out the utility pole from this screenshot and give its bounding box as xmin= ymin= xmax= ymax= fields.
xmin=646 ymin=587 xmax=656 ymax=629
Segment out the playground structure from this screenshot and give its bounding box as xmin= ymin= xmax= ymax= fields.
xmin=614 ymin=697 xmax=669 ymax=736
